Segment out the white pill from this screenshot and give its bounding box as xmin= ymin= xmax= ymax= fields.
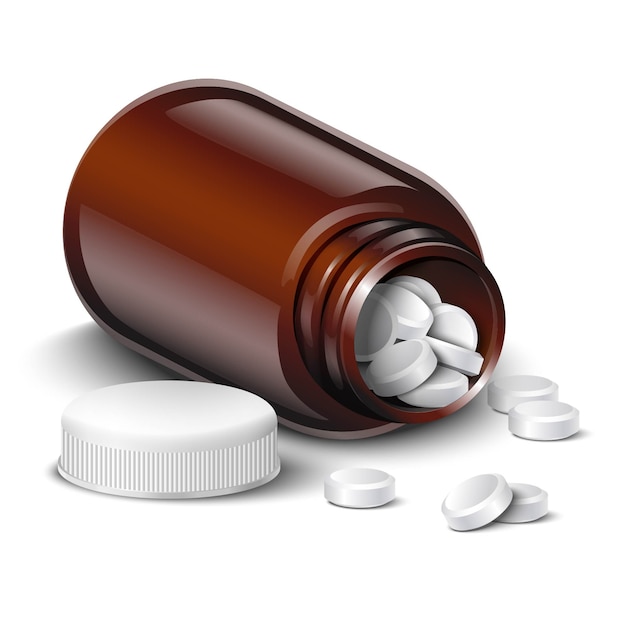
xmin=424 ymin=336 xmax=484 ymax=376
xmin=324 ymin=468 xmax=395 ymax=508
xmin=398 ymin=366 xmax=469 ymax=408
xmin=428 ymin=303 xmax=479 ymax=351
xmin=509 ymin=400 xmax=580 ymax=440
xmin=387 ymin=275 xmax=442 ymax=306
xmin=58 ymin=381 xmax=280 ymax=498
xmin=373 ymin=283 xmax=433 ymax=340
xmin=367 ymin=339 xmax=438 ymax=397
xmin=495 ymin=483 xmax=548 ymax=523
xmin=354 ymin=290 xmax=397 ymax=361
xmin=442 ymin=473 xmax=513 ymax=531
xmin=487 ymin=375 xmax=559 ymax=413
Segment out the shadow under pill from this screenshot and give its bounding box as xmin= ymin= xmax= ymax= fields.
xmin=325 ymin=496 xmax=407 ymax=511
xmin=457 ymin=511 xmax=560 ymax=532
xmin=511 ymin=429 xmax=589 ymax=443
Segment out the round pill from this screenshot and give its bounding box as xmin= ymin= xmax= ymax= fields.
xmin=324 ymin=468 xmax=395 ymax=508
xmin=367 ymin=339 xmax=438 ymax=397
xmin=508 ymin=400 xmax=579 ymax=440
xmin=354 ymin=290 xmax=398 ymax=361
xmin=387 ymin=275 xmax=442 ymax=306
xmin=424 ymin=336 xmax=484 ymax=376
xmin=495 ymin=483 xmax=548 ymax=523
xmin=398 ymin=366 xmax=469 ymax=408
xmin=58 ymin=381 xmax=280 ymax=498
xmin=442 ymin=473 xmax=513 ymax=531
xmin=428 ymin=303 xmax=479 ymax=351
xmin=487 ymin=375 xmax=559 ymax=413
xmin=373 ymin=283 xmax=434 ymax=340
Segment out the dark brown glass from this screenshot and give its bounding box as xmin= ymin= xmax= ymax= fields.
xmin=64 ymin=80 xmax=505 ymax=439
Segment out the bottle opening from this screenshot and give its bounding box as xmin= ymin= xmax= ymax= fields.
xmin=348 ymin=254 xmax=504 ymax=423
xmin=302 ymin=225 xmax=505 ymax=425
xmin=294 ymin=218 xmax=505 ymax=427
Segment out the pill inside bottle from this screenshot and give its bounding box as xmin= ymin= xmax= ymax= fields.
xmin=356 ymin=275 xmax=484 ymax=409
xmin=64 ymin=80 xmax=505 ymax=438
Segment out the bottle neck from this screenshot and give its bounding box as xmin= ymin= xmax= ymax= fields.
xmin=295 ymin=219 xmax=505 ymax=424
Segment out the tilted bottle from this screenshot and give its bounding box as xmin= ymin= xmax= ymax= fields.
xmin=64 ymin=80 xmax=505 ymax=438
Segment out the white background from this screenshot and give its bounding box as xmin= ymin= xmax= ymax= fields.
xmin=3 ymin=1 xmax=624 ymax=624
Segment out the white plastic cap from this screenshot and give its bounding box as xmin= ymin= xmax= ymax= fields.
xmin=58 ymin=381 xmax=280 ymax=498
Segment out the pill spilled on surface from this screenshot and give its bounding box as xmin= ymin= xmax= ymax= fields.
xmin=324 ymin=468 xmax=396 ymax=508
xmin=487 ymin=375 xmax=580 ymax=440
xmin=442 ymin=473 xmax=549 ymax=530
xmin=487 ymin=375 xmax=559 ymax=414
xmin=509 ymin=400 xmax=580 ymax=440
xmin=494 ymin=483 xmax=548 ymax=523
xmin=355 ymin=275 xmax=484 ymax=409
xmin=441 ymin=473 xmax=513 ymax=531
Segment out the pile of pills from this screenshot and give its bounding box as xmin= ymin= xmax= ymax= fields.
xmin=441 ymin=473 xmax=548 ymax=531
xmin=355 ymin=275 xmax=484 ymax=408
xmin=487 ymin=375 xmax=580 ymax=440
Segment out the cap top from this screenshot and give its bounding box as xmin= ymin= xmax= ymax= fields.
xmin=61 ymin=380 xmax=276 ymax=452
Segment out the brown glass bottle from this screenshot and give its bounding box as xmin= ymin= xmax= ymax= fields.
xmin=64 ymin=80 xmax=505 ymax=439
